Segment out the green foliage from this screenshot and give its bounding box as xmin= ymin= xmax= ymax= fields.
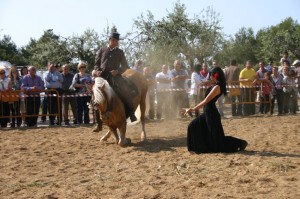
xmin=215 ymin=27 xmax=258 ymax=66
xmin=256 ymin=17 xmax=300 ymax=64
xmin=131 ymin=1 xmax=224 ymax=71
xmin=2 ymin=4 xmax=299 ymax=72
xmin=0 ymin=35 xmax=27 ymax=65
xmin=23 ymin=29 xmax=72 ymax=69
xmin=67 ymin=29 xmax=102 ymax=72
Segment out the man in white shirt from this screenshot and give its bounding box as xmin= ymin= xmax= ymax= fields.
xmin=155 ymin=65 xmax=172 ymax=120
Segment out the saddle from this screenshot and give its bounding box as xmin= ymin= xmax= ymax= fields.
xmin=110 ymin=75 xmax=139 ymax=118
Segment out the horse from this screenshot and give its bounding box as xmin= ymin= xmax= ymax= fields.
xmin=93 ymin=68 xmax=148 ymax=146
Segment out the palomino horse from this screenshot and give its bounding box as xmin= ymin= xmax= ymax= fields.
xmin=93 ymin=68 xmax=148 ymax=146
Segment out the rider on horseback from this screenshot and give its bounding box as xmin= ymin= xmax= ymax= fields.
xmin=92 ymin=32 xmax=138 ymax=132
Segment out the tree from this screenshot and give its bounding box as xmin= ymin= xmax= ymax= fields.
xmin=130 ymin=1 xmax=224 ymax=71
xmin=256 ymin=17 xmax=300 ymax=63
xmin=23 ymin=29 xmax=71 ymax=69
xmin=215 ymin=27 xmax=258 ymax=67
xmin=67 ymin=29 xmax=103 ymax=71
xmin=0 ymin=35 xmax=27 ymax=65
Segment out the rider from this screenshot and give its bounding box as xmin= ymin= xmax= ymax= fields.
xmin=92 ymin=32 xmax=137 ymax=132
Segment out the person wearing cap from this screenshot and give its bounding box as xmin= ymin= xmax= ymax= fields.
xmin=93 ymin=32 xmax=137 ymax=132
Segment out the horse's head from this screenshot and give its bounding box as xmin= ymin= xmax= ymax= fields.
xmin=93 ymin=77 xmax=112 ymax=113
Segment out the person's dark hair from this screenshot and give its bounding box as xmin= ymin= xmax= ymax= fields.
xmin=194 ymin=64 xmax=201 ymax=74
xmin=20 ymin=66 xmax=28 ymax=76
xmin=230 ymin=59 xmax=237 ymax=66
xmin=282 ymin=59 xmax=290 ymax=66
xmin=210 ymin=67 xmax=227 ymax=96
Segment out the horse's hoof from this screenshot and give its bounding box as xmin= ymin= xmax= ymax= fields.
xmin=118 ymin=139 xmax=128 ymax=147
xmin=100 ymin=136 xmax=109 ymax=142
xmin=141 ymin=134 xmax=147 ymax=142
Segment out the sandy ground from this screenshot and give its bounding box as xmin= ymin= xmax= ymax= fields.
xmin=0 ymin=112 xmax=300 ymax=199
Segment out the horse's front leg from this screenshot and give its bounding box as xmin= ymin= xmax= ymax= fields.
xmin=110 ymin=127 xmax=119 ymax=144
xmin=139 ymin=98 xmax=147 ymax=142
xmin=100 ymin=130 xmax=111 ymax=142
xmin=100 ymin=127 xmax=119 ymax=144
xmin=118 ymin=121 xmax=128 ymax=147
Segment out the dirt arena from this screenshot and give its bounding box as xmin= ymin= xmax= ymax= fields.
xmin=0 ymin=113 xmax=299 ymax=199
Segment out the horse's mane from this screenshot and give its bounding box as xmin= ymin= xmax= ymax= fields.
xmin=93 ymin=77 xmax=113 ymax=105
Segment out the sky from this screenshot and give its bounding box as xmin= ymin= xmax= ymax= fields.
xmin=1 ymin=0 xmax=300 ymax=47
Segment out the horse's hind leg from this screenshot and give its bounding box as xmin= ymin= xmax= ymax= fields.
xmin=100 ymin=127 xmax=119 ymax=144
xmin=118 ymin=121 xmax=128 ymax=147
xmin=139 ymin=91 xmax=147 ymax=142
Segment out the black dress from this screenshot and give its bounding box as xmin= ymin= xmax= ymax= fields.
xmin=187 ymin=86 xmax=247 ymax=153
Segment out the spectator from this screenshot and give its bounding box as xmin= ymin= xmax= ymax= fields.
xmin=155 ymin=64 xmax=172 ymax=120
xmin=0 ymin=66 xmax=11 ymax=127
xmin=170 ymin=60 xmax=189 ymax=118
xmin=71 ymin=61 xmax=92 ymax=125
xmin=279 ymin=59 xmax=291 ymax=75
xmin=20 ymin=66 xmax=28 ymax=77
xmin=19 ymin=66 xmax=28 ymax=126
xmin=239 ymin=60 xmax=258 ymax=116
xmin=21 ymin=66 xmax=44 ymax=127
xmin=270 ymin=66 xmax=284 ymax=115
xmin=256 ymin=60 xmax=267 ymax=79
xmin=198 ymin=63 xmax=210 ymax=102
xmin=258 ymin=72 xmax=274 ymax=114
xmin=143 ymin=67 xmax=156 ymax=120
xmin=189 ymin=64 xmax=202 ymax=117
xmin=44 ymin=62 xmax=63 ymax=125
xmin=61 ymin=64 xmax=77 ymax=125
xmin=265 ymin=60 xmax=273 ymax=73
xmin=132 ymin=60 xmax=143 ymax=74
xmin=292 ymin=60 xmax=300 ymax=110
xmin=256 ymin=61 xmax=269 ymax=114
xmin=280 ymin=50 xmax=292 ymax=66
xmin=282 ymin=67 xmax=297 ymax=114
xmin=225 ymin=59 xmax=242 ymax=116
xmin=8 ymin=66 xmax=22 ymax=127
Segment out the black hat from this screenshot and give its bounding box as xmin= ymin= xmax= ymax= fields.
xmin=109 ymin=32 xmax=121 ymax=40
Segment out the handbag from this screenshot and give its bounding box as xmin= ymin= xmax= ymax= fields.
xmin=69 ymin=73 xmax=80 ymax=92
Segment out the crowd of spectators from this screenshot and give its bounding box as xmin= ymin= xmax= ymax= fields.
xmin=0 ymin=51 xmax=299 ymax=129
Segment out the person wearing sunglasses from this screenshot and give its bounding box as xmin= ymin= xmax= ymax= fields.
xmin=0 ymin=66 xmax=11 ymax=128
xmin=71 ymin=61 xmax=92 ymax=125
xmin=8 ymin=65 xmax=22 ymax=127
